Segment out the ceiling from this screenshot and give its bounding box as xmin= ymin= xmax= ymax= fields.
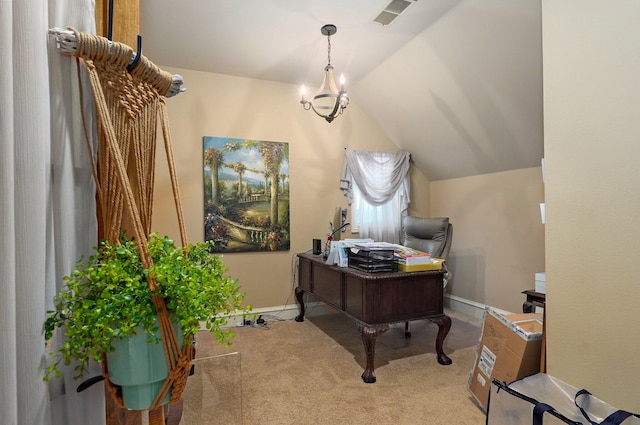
xmin=140 ymin=0 xmax=543 ymax=181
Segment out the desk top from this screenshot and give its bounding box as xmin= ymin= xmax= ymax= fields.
xmin=297 ymin=251 xmax=445 ymax=280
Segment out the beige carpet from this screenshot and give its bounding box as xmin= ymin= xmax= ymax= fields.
xmin=181 ymin=307 xmax=486 ymax=425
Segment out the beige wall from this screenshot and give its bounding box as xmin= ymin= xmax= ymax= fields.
xmin=150 ymin=68 xmax=546 ymax=316
xmin=430 ymin=167 xmax=545 ymax=313
xmin=151 ymin=68 xmax=409 ymax=309
xmin=407 ymin=166 xmax=432 ymax=216
xmin=543 ymin=1 xmax=640 ymax=411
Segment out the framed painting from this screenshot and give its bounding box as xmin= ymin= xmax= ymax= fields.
xmin=203 ymin=137 xmax=290 ymax=252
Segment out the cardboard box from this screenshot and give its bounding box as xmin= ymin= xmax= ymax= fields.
xmin=468 ymin=308 xmax=543 ymax=411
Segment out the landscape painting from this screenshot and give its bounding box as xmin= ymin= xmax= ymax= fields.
xmin=203 ymin=137 xmax=290 ymax=252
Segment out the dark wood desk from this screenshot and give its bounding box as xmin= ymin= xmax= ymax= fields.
xmin=295 ymin=252 xmax=452 ymax=383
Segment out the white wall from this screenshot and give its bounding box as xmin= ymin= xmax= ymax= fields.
xmin=543 ymin=0 xmax=640 ymax=411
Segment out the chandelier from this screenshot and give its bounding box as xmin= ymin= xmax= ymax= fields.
xmin=300 ymin=24 xmax=349 ymax=123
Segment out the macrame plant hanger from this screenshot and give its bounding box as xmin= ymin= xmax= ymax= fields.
xmin=69 ymin=27 xmax=191 ymax=415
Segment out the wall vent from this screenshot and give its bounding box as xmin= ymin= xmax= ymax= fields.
xmin=373 ymin=0 xmax=416 ymax=26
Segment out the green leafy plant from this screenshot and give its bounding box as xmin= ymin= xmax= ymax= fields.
xmin=43 ymin=233 xmax=250 ymax=381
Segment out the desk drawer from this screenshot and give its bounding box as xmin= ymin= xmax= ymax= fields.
xmin=365 ymin=275 xmax=443 ymax=323
xmin=313 ymin=265 xmax=342 ymax=308
xmin=344 ymin=275 xmax=364 ymax=320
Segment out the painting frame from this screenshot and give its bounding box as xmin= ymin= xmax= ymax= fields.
xmin=203 ymin=137 xmax=290 ymax=253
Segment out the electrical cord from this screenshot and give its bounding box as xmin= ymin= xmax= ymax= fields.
xmin=238 ymin=250 xmax=323 ymax=330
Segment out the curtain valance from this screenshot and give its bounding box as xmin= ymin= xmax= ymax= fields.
xmin=340 ymin=149 xmax=411 ymax=206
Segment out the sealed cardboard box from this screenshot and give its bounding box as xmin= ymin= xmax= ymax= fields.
xmin=468 ymin=308 xmax=543 ymax=411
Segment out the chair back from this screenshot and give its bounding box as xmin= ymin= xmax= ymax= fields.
xmin=402 ymin=216 xmax=453 ymax=260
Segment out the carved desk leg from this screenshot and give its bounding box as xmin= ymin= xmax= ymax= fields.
xmin=357 ymin=324 xmax=389 ymax=383
xmin=428 ymin=315 xmax=453 ymax=365
xmin=294 ymin=287 xmax=305 ymax=322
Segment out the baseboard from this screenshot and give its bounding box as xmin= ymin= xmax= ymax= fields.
xmin=444 ymin=294 xmax=487 ymax=319
xmin=216 ymin=302 xmax=323 ymax=329
xmin=217 ymin=295 xmax=488 ymax=329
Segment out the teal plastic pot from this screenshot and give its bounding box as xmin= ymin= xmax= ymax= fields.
xmin=106 ymin=319 xmax=183 ymax=410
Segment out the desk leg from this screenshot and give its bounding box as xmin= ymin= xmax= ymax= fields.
xmin=428 ymin=315 xmax=452 ymax=365
xmin=357 ymin=324 xmax=389 ymax=384
xmin=294 ymin=287 xmax=305 ymax=322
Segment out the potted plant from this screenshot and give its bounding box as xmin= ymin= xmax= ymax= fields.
xmin=43 ymin=232 xmax=250 ymax=409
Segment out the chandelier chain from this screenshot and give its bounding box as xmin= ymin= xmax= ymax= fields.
xmin=327 ymin=34 xmax=332 ymax=66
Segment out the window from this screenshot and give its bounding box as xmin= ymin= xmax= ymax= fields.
xmin=340 ymin=149 xmax=411 ymax=244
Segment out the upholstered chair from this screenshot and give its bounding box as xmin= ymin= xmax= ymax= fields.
xmin=402 ymin=216 xmax=453 ymax=266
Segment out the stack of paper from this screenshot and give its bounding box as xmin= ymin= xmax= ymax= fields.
xmin=326 ymin=240 xmax=445 ymax=272
xmin=394 ymin=246 xmax=433 ymax=265
xmin=394 ymin=246 xmax=445 ymax=272
xmin=397 ymin=258 xmax=444 ymax=272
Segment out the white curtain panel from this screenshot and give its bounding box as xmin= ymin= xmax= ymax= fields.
xmin=340 ymin=149 xmax=411 ymax=243
xmin=1 ymin=1 xmax=103 ymax=424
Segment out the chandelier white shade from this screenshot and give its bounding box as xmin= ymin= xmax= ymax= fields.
xmin=300 ymin=24 xmax=349 ymax=123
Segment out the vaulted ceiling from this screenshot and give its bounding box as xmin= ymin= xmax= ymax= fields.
xmin=140 ymin=0 xmax=543 ymax=181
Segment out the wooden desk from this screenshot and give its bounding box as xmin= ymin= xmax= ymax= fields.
xmin=295 ymin=252 xmax=452 ymax=383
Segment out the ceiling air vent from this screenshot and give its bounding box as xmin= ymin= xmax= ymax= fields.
xmin=373 ymin=0 xmax=415 ymax=26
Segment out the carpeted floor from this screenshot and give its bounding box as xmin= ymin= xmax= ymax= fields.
xmin=181 ymin=307 xmax=486 ymax=425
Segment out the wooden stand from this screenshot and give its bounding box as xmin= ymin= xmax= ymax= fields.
xmin=522 ymin=289 xmax=546 ymax=313
xmin=521 ymin=289 xmax=547 ymax=374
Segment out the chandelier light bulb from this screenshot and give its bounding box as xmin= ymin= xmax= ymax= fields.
xmin=300 ymin=85 xmax=307 ymax=103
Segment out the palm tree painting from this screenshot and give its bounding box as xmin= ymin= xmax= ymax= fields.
xmin=203 ymin=137 xmax=290 ymax=252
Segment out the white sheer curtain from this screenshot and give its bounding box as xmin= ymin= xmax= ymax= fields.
xmin=340 ymin=149 xmax=411 ymax=243
xmin=1 ymin=1 xmax=104 ymax=424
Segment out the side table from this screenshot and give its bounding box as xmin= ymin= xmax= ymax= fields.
xmin=522 ymin=289 xmax=547 ymax=373
xmin=522 ymin=289 xmax=545 ymax=313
